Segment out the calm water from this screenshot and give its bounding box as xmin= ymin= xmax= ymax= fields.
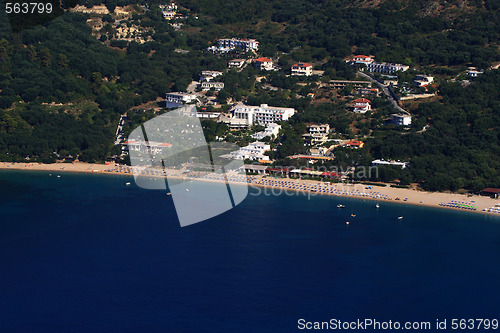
xmin=0 ymin=171 xmax=499 ymax=332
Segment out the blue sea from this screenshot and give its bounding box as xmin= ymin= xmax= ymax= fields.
xmin=1 ymin=171 xmax=499 ymax=332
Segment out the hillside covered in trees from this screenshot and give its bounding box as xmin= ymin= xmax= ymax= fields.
xmin=0 ymin=0 xmax=499 ymax=191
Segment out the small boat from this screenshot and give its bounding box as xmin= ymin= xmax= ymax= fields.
xmin=337 ymin=204 xmax=345 ymax=208
xmin=351 ymin=214 xmax=356 ymax=217
xmin=185 ymin=188 xmax=190 ymax=192
xmin=375 ymin=203 xmax=380 ymax=208
xmin=166 ymin=192 xmax=172 ymax=196
xmin=56 ymin=175 xmax=61 ymax=178
xmin=346 ymin=221 xmax=350 ymax=225
xmin=397 ymin=216 xmax=403 ymax=220
xmin=125 ymin=182 xmax=131 ymax=186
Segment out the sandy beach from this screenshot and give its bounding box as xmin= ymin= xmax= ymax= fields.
xmin=1 ymin=161 xmax=499 ymax=216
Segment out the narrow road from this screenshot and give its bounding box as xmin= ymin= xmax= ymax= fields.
xmin=357 ymin=71 xmax=410 ymax=115
xmin=114 ymin=114 xmax=127 ymax=145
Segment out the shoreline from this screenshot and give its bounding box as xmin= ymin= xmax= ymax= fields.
xmin=1 ymin=162 xmax=499 ymax=216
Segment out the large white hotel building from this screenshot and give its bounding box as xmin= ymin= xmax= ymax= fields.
xmin=232 ymin=104 xmax=296 ymax=127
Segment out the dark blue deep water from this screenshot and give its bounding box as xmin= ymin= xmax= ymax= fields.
xmin=1 ymin=171 xmax=499 ymax=332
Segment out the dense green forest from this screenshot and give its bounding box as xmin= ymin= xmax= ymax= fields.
xmin=0 ymin=0 xmax=498 ymax=191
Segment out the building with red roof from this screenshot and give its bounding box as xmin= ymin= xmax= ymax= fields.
xmin=291 ymin=62 xmax=313 ymax=76
xmin=353 ymin=55 xmax=374 ymax=64
xmin=353 ymin=98 xmax=371 ymax=113
xmin=253 ymin=57 xmax=274 ymax=71
xmin=344 ymin=140 xmax=365 ymax=149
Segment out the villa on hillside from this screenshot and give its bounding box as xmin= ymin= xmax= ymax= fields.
xmin=371 ymin=159 xmax=409 ymax=169
xmin=414 ymin=75 xmax=434 ymax=87
xmin=165 ymin=92 xmax=197 ymax=108
xmin=200 ymin=71 xmax=223 ymax=82
xmin=217 ymin=38 xmax=259 ymax=51
xmin=230 ymin=142 xmax=271 ymax=161
xmin=344 ymin=140 xmax=364 ymax=149
xmin=291 ymin=62 xmax=313 ymax=76
xmin=251 ymin=123 xmax=281 ymax=140
xmin=201 ymin=82 xmax=224 ymax=91
xmin=365 ymin=62 xmax=409 ymax=74
xmin=352 ymin=55 xmax=374 ymax=65
xmin=253 ymin=57 xmax=274 ymax=71
xmin=228 ymin=59 xmax=246 ymax=68
xmin=392 ymin=113 xmax=412 ymax=126
xmin=352 ymin=98 xmax=371 ymax=113
xmin=302 ymin=124 xmax=330 ymax=146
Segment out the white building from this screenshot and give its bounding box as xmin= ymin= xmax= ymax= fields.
xmin=230 ymin=142 xmax=270 ymax=161
xmin=302 ymin=124 xmax=330 ymax=146
xmin=353 ymin=98 xmax=371 ymax=113
xmin=366 ymin=62 xmax=409 ymax=74
xmin=217 ymin=38 xmax=259 ymax=51
xmin=165 ymin=92 xmax=198 ymax=108
xmin=352 ymin=55 xmax=374 ymax=65
xmin=467 ymin=68 xmax=484 ymax=77
xmin=392 ymin=113 xmax=412 ymax=126
xmin=308 ymin=124 xmax=330 ymax=135
xmin=371 ymin=159 xmax=409 ymax=169
xmin=233 ymin=103 xmax=296 ymax=126
xmin=251 ymin=123 xmax=281 ymax=140
xmin=201 ymin=82 xmax=224 ymax=91
xmin=414 ymin=74 xmax=434 ymax=87
xmin=228 ymin=59 xmax=246 ymax=68
xmin=123 ymin=140 xmax=172 ymax=155
xmin=291 ymin=62 xmax=313 ymax=76
xmin=253 ymin=57 xmax=273 ymax=71
xmin=200 ymin=70 xmax=223 ymax=82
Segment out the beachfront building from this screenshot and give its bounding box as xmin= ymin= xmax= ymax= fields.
xmin=217 ymin=38 xmax=259 ymax=52
xmin=481 ymin=188 xmax=500 ymax=198
xmin=366 ymin=62 xmax=409 ymax=74
xmin=392 ymin=113 xmax=412 ymax=126
xmin=291 ymin=62 xmax=313 ymax=76
xmin=228 ymin=59 xmax=246 ymax=68
xmin=371 ymin=159 xmax=409 ymax=169
xmin=243 ymin=164 xmax=268 ymax=175
xmin=344 ymin=140 xmax=364 ymax=149
xmin=230 ymin=142 xmax=270 ymax=161
xmin=352 ymin=98 xmax=371 ymax=113
xmin=165 ymin=92 xmax=198 ymax=108
xmin=122 ymin=140 xmax=172 ymax=155
xmin=200 ymin=70 xmax=223 ymax=82
xmin=201 ymin=82 xmax=224 ymax=91
xmin=414 ymin=74 xmax=434 ymax=87
xmin=251 ymin=123 xmax=281 ymax=140
xmin=253 ymin=57 xmax=274 ymax=71
xmin=232 ymin=103 xmax=296 ymax=127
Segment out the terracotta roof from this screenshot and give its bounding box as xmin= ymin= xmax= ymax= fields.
xmin=354 ymin=55 xmax=371 ymax=58
xmin=482 ymin=188 xmax=500 ymax=194
xmin=292 ymin=62 xmax=312 ymax=68
xmin=159 ymin=143 xmax=172 ymax=147
xmin=254 ymin=57 xmax=272 ymax=62
xmin=346 ymin=140 xmax=364 ymax=146
xmin=354 ymin=98 xmax=371 ymax=103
